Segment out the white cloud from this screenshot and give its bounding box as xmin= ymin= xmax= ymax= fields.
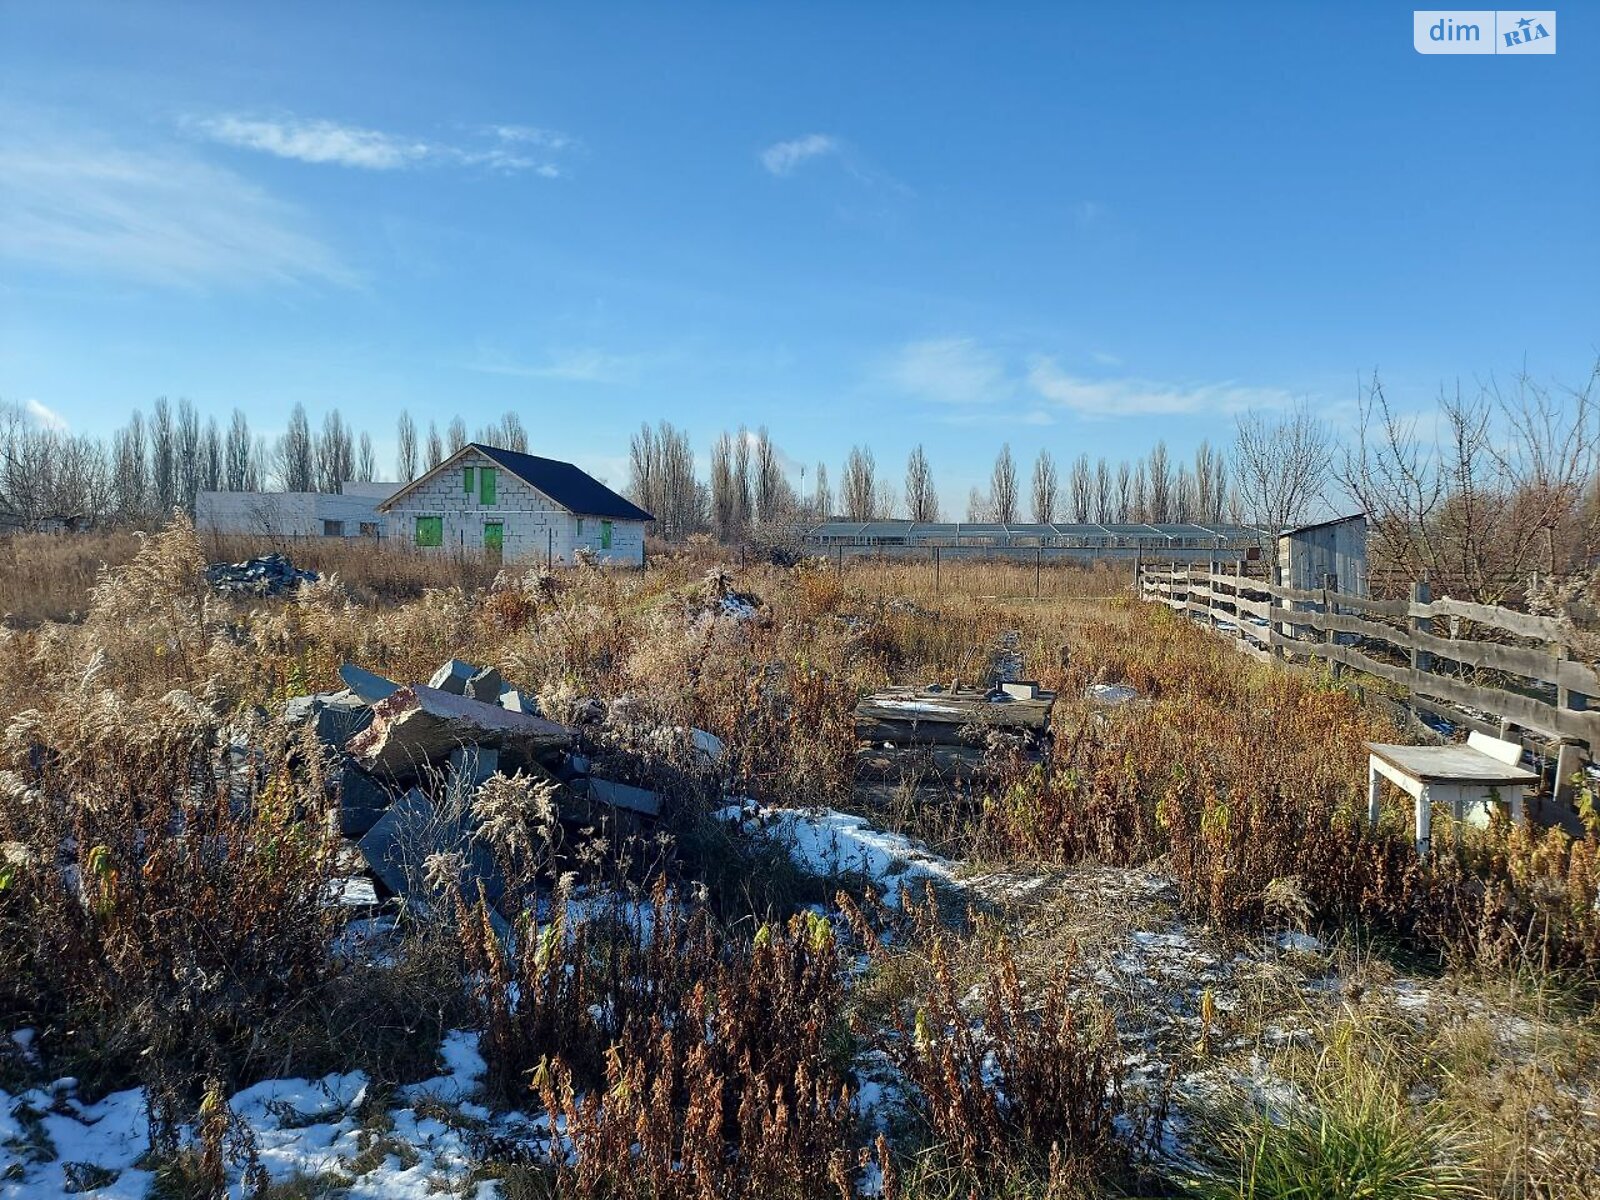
xmin=884 ymin=337 xmax=1013 ymax=406
xmin=187 ymin=114 xmax=574 ymax=175
xmin=1028 ymin=358 xmax=1296 ymax=417
xmin=881 ymin=335 xmax=1300 ymax=422
xmin=23 ymin=398 xmax=67 ymax=430
xmin=760 ymin=133 xmax=838 ymax=176
xmin=467 ymin=348 xmax=640 ymax=385
xmin=0 ymin=124 xmax=351 ymax=289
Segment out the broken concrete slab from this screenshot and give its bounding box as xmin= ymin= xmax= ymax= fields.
xmin=1001 ymin=681 xmax=1042 ymax=701
xmin=584 ymin=777 xmax=663 ymax=817
xmin=428 ymin=659 xmax=479 ymax=696
xmin=447 ymin=744 xmax=500 ymax=792
xmin=498 ymin=688 xmax=538 ymax=715
xmin=344 ymin=686 xmax=572 ymax=782
xmin=284 ymin=691 xmax=374 ymax=746
xmin=357 ymin=787 xmax=504 ymax=903
xmin=339 ymin=663 xmax=400 ymax=705
xmin=465 ymin=666 xmax=503 ymax=703
xmin=337 ymin=761 xmax=394 ymax=838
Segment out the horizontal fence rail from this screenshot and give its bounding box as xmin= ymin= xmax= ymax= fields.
xmin=1138 ymin=563 xmax=1598 ymax=750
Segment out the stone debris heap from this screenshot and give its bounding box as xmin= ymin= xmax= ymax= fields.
xmin=205 ymin=552 xmax=320 ymax=596
xmin=282 ymin=657 xmax=724 ymax=927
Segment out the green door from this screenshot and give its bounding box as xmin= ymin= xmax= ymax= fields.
xmin=415 ymin=516 xmax=443 ymax=547
xmin=483 ymin=521 xmax=503 ymax=560
xmin=479 ymin=467 xmax=496 ymax=505
xmin=601 ymin=519 xmax=613 ymax=549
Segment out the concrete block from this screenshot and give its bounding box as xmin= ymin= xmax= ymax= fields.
xmin=340 ymin=664 xmax=400 ymax=705
xmin=345 ymin=686 xmax=572 ymax=781
xmin=585 ymin=777 xmax=663 ymax=817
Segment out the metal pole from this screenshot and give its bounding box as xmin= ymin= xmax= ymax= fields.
xmin=934 ymin=545 xmax=940 ymax=595
xmin=1035 ymin=546 xmax=1042 ymax=598
xmin=547 ymin=526 xmax=553 ymax=568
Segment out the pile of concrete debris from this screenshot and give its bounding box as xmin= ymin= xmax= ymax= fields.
xmin=284 ymin=658 xmax=702 ymax=929
xmin=854 ymin=679 xmax=1057 ymax=789
xmin=206 ymin=553 xmax=320 ymax=596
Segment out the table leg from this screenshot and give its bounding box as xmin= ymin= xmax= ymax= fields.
xmin=1368 ymin=759 xmax=1382 ymax=828
xmin=1416 ymin=785 xmax=1431 ymax=856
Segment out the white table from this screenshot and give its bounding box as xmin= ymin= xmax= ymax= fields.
xmin=1366 ymin=733 xmax=1538 ymax=854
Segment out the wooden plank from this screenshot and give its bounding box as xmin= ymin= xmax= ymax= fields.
xmin=1266 ymin=605 xmax=1600 ymax=694
xmin=1269 ymin=582 xmax=1409 ymax=617
xmin=1299 ymin=640 xmax=1600 ymax=743
xmin=1413 ymin=597 xmax=1571 ymax=643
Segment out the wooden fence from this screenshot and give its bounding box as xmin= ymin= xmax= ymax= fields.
xmin=1138 ymin=563 xmax=1597 ymax=775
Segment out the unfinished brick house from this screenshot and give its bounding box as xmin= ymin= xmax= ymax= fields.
xmin=377 ymin=443 xmax=652 ymax=565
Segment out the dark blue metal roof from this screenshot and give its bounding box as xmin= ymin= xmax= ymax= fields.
xmin=471 ymin=444 xmax=653 ymax=522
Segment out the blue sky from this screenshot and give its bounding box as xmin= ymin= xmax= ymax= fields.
xmin=2 ymin=2 xmax=1595 ymax=510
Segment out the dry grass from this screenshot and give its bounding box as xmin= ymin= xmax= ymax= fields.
xmin=0 ymin=524 xmax=1597 ymax=1196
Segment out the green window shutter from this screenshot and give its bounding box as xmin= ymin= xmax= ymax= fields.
xmin=576 ymin=517 xmax=583 ymax=536
xmin=415 ymin=516 xmax=443 ymax=547
xmin=483 ymin=522 xmax=503 ymax=551
xmin=479 ymin=467 xmax=496 ymax=505
xmin=601 ymin=520 xmax=613 ymax=549
xmin=463 ymin=466 xmax=474 ymax=493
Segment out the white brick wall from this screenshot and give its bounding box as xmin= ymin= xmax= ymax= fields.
xmin=383 ymin=449 xmax=645 ymax=566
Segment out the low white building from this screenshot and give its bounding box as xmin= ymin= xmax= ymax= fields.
xmin=377 ymin=443 xmax=652 ymax=565
xmin=195 ymin=483 xmax=401 ymax=538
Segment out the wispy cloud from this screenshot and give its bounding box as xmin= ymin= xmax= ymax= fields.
xmin=882 ymin=336 xmax=1299 ymax=422
xmin=883 ymin=338 xmax=1013 ymax=406
xmin=1028 ymin=358 xmax=1296 ymax=417
xmin=187 ymin=113 xmax=575 ymax=176
xmin=760 ymin=133 xmax=839 ymax=176
xmin=23 ymin=398 xmax=67 ymax=430
xmin=0 ymin=121 xmax=351 ymax=289
xmin=466 ymin=348 xmax=641 ymax=385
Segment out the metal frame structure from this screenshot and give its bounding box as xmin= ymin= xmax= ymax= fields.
xmin=803 ymin=520 xmax=1273 ymax=551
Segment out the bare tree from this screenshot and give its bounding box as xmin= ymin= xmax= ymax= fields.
xmin=316 ymin=410 xmax=354 ymax=493
xmin=113 ymin=412 xmax=148 ymax=518
xmin=1068 ymin=453 xmax=1092 ymax=522
xmin=1030 ymin=449 xmax=1058 ymax=522
xmin=1131 ymin=460 xmax=1148 ymax=522
xmin=989 ymin=443 xmax=1018 ymax=523
xmin=841 ymin=446 xmax=878 ymax=521
xmin=1193 ymin=440 xmax=1227 ymax=524
xmin=425 ymin=421 xmax=444 ymax=470
xmin=1233 ymin=402 xmax=1333 ymax=532
xmin=446 ymin=417 xmax=468 ymax=454
xmin=1094 ymin=457 xmax=1112 ymax=523
xmin=1147 ymin=441 xmax=1173 ymax=524
xmin=965 ymin=486 xmax=992 ymax=522
xmin=199 ymin=417 xmax=222 ymax=494
xmin=151 ymin=397 xmax=177 ymax=513
xmin=276 ymin=403 xmax=315 ymax=492
xmin=176 ymin=399 xmax=200 ymax=512
xmin=1336 ymin=366 xmax=1598 ymax=602
xmin=1115 ymin=461 xmax=1131 ymax=522
xmin=710 ymin=432 xmax=737 ymax=539
xmin=396 ymin=411 xmax=418 ymax=480
xmin=356 ymin=432 xmax=376 ymax=482
xmin=752 ymin=427 xmax=795 ymax=523
xmin=813 ymin=462 xmax=832 ymax=519
xmin=905 ymin=445 xmax=939 ymax=522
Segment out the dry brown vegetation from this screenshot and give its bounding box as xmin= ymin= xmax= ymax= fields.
xmin=0 ymin=522 xmax=1596 ymax=1198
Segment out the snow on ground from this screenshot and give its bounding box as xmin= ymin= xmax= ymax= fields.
xmin=718 ymin=801 xmax=960 ymax=907
xmin=0 ymin=1030 xmax=542 ymax=1199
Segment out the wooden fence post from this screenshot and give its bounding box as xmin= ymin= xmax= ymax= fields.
xmin=1409 ymin=581 xmax=1432 ymax=708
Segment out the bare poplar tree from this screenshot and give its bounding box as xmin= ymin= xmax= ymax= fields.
xmin=396 ymin=411 xmax=418 ymax=480
xmin=752 ymin=427 xmax=794 ymax=522
xmin=1068 ymin=453 xmax=1093 ymax=522
xmin=1094 ymin=458 xmax=1112 ymax=523
xmin=841 ymin=446 xmax=878 ymax=521
xmin=813 ymin=462 xmax=832 ymax=519
xmin=112 ymin=412 xmax=148 ymax=518
xmin=1147 ymin=441 xmax=1173 ymax=524
xmin=1131 ymin=461 xmax=1148 ymax=522
xmin=222 ymin=411 xmax=251 ymax=491
xmin=731 ymin=428 xmax=752 ymax=531
xmin=1030 ymin=449 xmax=1058 ymax=522
xmin=199 ymin=417 xmax=222 ymax=494
xmin=905 ymin=444 xmax=939 ymax=521
xmin=965 ymin=486 xmax=992 ymax=522
xmin=176 ymin=399 xmax=201 ymax=512
xmin=446 ymin=417 xmax=468 ymax=454
xmin=710 ymin=432 xmax=738 ymax=540
xmin=151 ymin=397 xmax=177 ymax=513
xmin=276 ymin=403 xmax=315 ymax=492
xmin=317 ymin=410 xmax=354 ymax=493
xmin=989 ymin=443 xmax=1018 ymax=523
xmin=425 ymin=421 xmax=444 ymax=470
xmin=356 ymin=432 xmax=376 ymax=481
xmin=1115 ymin=460 xmax=1132 ymax=522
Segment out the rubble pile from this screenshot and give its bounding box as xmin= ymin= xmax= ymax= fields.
xmin=206 ymin=553 xmax=320 ymax=596
xmin=283 ymin=657 xmax=719 ymax=927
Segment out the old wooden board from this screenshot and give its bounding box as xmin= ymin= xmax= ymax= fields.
xmin=856 ymin=686 xmax=1056 ymax=749
xmin=1366 ymin=742 xmax=1539 ymax=787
